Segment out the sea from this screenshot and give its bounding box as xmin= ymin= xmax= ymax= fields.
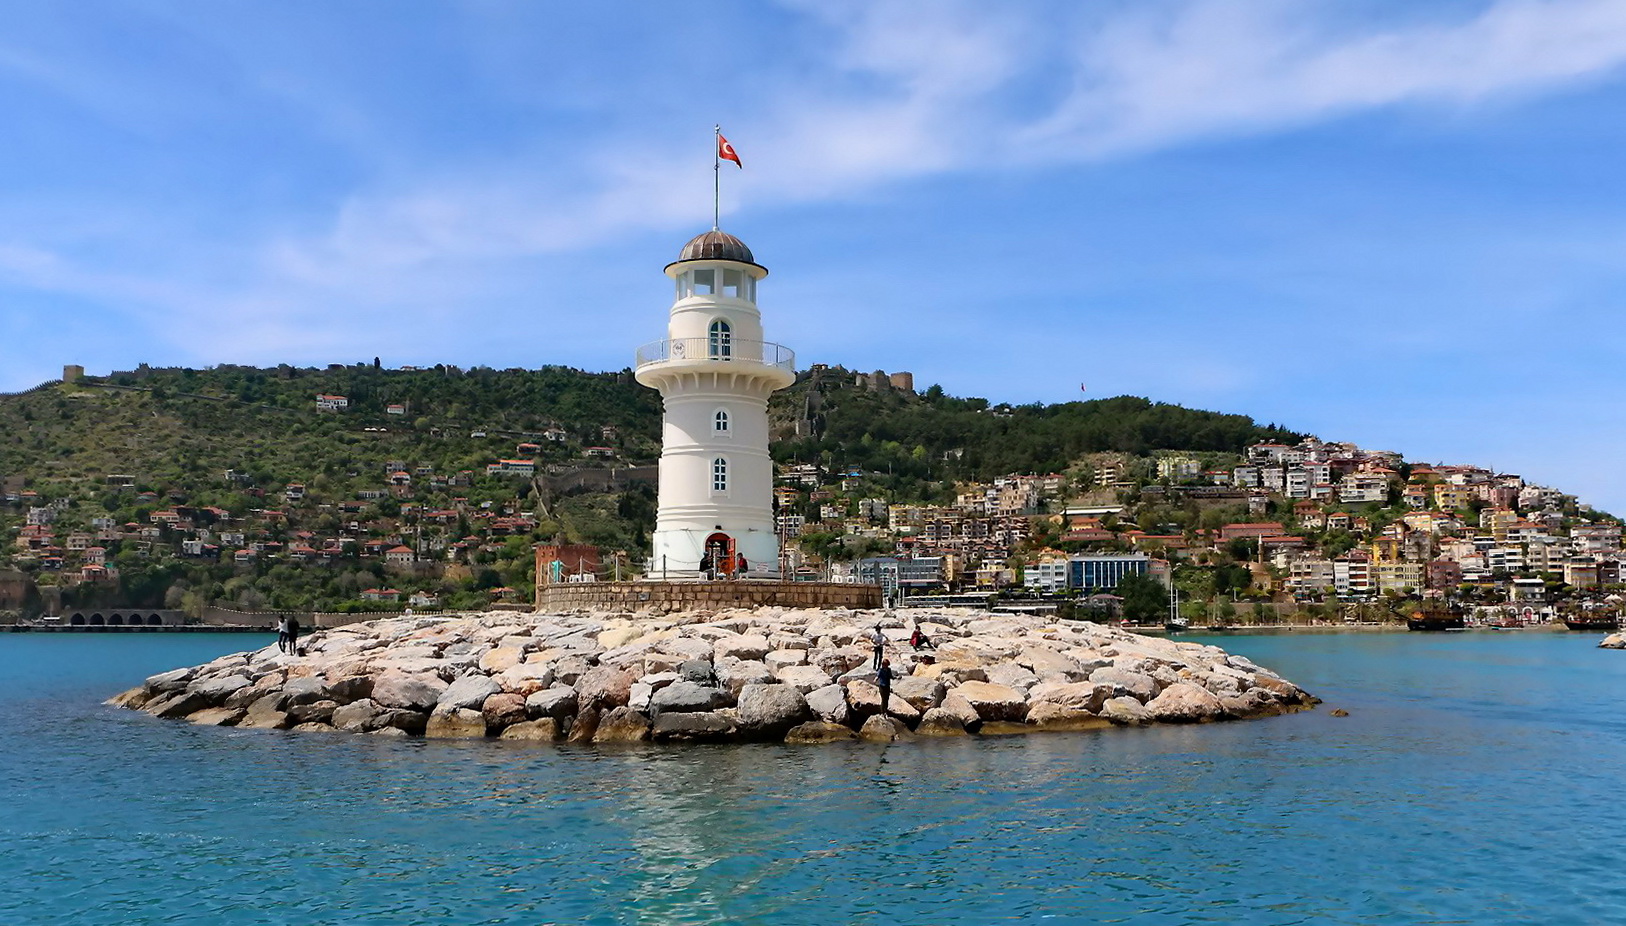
xmin=2 ymin=629 xmax=1623 ymax=925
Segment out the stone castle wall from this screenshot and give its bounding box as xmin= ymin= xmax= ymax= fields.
xmin=537 ymin=580 xmax=881 ymax=612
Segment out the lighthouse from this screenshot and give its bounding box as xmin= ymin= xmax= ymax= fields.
xmin=634 ymin=230 xmax=795 ymax=577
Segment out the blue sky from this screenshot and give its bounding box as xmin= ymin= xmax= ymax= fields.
xmin=2 ymin=1 xmax=1624 ymax=512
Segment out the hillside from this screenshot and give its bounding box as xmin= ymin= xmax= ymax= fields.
xmin=0 ymin=361 xmax=1300 ymax=616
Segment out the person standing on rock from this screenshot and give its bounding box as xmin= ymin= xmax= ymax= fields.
xmin=285 ymin=615 xmax=301 ymax=656
xmin=877 ymin=658 xmax=895 ymax=713
xmin=275 ymin=615 xmax=291 ymax=654
xmin=870 ymin=623 xmax=886 ymax=670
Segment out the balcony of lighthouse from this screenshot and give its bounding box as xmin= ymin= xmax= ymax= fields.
xmin=633 ymin=337 xmax=796 ymax=391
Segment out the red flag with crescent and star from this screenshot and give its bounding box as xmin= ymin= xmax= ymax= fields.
xmin=718 ymin=133 xmax=742 ymax=168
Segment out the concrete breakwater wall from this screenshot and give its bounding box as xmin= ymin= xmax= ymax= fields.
xmin=111 ymin=607 xmax=1317 ymax=746
xmin=536 ymin=580 xmax=881 ymax=613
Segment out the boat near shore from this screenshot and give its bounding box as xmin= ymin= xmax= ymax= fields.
xmin=1407 ymin=607 xmax=1466 ymax=632
xmin=1564 ymin=616 xmax=1621 ymax=632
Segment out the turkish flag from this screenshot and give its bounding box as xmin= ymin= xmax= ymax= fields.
xmin=718 ymin=133 xmax=742 ymax=168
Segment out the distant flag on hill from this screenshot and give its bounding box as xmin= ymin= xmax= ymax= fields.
xmin=718 ymin=131 xmax=742 ymax=168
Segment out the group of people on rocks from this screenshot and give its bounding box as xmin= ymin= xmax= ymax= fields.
xmin=870 ymin=620 xmax=934 ymax=713
xmin=276 ymin=614 xmax=301 ymax=655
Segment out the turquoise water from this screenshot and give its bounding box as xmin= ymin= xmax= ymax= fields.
xmin=3 ymin=631 xmax=1624 ymax=925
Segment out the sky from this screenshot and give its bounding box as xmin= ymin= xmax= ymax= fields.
xmin=1 ymin=0 xmax=1623 ymax=512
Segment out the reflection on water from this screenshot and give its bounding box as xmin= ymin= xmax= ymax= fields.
xmin=2 ymin=632 xmax=1625 ymax=924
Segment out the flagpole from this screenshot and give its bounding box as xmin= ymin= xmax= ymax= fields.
xmin=713 ymin=124 xmax=721 ymax=231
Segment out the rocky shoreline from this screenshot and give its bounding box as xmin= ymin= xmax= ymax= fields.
xmin=108 ymin=608 xmax=1318 ymax=744
xmin=1600 ymin=632 xmax=1624 ymax=650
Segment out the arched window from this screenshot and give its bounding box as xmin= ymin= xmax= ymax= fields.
xmin=714 ymin=409 xmax=730 ymax=434
xmin=708 ymin=319 xmax=732 ymax=359
xmin=712 ymin=457 xmax=729 ymax=492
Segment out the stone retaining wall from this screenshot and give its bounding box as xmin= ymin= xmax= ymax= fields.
xmin=537 ymin=580 xmax=880 ymax=612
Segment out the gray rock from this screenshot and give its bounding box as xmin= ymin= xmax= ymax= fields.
xmin=143 ymin=667 xmax=195 ymax=695
xmin=499 ymin=718 xmax=560 ymax=741
xmin=651 ymin=680 xmax=731 ymax=714
xmin=651 ymin=711 xmax=736 ymax=743
xmin=678 ymin=659 xmax=717 ymax=684
xmin=1028 ymin=681 xmax=1112 ymax=714
xmin=1144 ymin=682 xmax=1226 ymax=723
xmin=784 ymin=721 xmax=857 ymax=744
xmin=481 ymin=692 xmax=528 ymax=730
xmin=1026 ymin=702 xmax=1108 ymax=731
xmin=372 ymin=672 xmax=448 ymax=711
xmin=1089 ymin=667 xmax=1160 ymax=703
xmin=592 ymin=706 xmax=651 ymax=743
xmin=715 ymin=658 xmax=775 ymax=695
xmin=331 ymin=699 xmax=382 ymax=732
xmin=145 ymin=690 xmax=211 ymax=719
xmin=526 ymin=686 xmax=579 ymax=719
xmin=915 ymin=707 xmax=968 ymax=737
xmin=286 ymin=699 xmax=338 ymax=725
xmin=437 ymin=674 xmax=501 ymax=712
xmin=734 ymin=683 xmax=812 ymax=737
xmin=984 ymin=662 xmax=1040 ymax=692
xmin=574 ymin=665 xmax=639 ymax=711
xmin=858 ymin=715 xmax=914 ymax=742
xmin=713 ymin=633 xmax=771 ymax=661
xmin=1099 ymin=695 xmax=1151 ymax=725
xmin=278 ymin=675 xmax=331 ymax=706
xmin=773 ymin=664 xmax=833 ymax=694
xmin=948 ymin=680 xmax=1028 ymax=722
xmin=891 ymin=676 xmax=946 ymax=711
xmin=425 ymin=707 xmax=488 ymax=738
xmin=805 ymin=684 xmax=851 ymax=726
xmin=185 ymin=706 xmax=244 ymax=726
xmin=187 ymin=674 xmax=253 ymax=703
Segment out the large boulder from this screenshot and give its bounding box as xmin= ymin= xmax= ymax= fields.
xmin=526 ymin=686 xmax=579 ymax=719
xmin=185 ymin=707 xmax=244 ymax=727
xmin=143 ymin=666 xmax=196 ymax=695
xmin=500 ymin=718 xmax=560 ymax=741
xmin=915 ymin=708 xmax=968 ymax=737
xmin=651 ymin=681 xmax=731 ymax=714
xmin=652 ymin=712 xmax=736 ymax=743
xmin=713 ymin=634 xmax=771 ymax=661
xmin=1089 ymin=667 xmax=1160 ymax=703
xmin=1026 ymin=702 xmax=1109 ymax=732
xmin=715 ymin=659 xmax=775 ymax=695
xmin=1100 ymin=696 xmax=1150 ymax=725
xmin=1144 ymin=682 xmax=1225 ymax=723
xmin=891 ymin=676 xmax=946 ymax=711
xmin=436 ymin=675 xmax=502 ymax=712
xmin=677 ymin=659 xmax=717 ymax=685
xmin=1601 ymin=633 xmax=1626 ymax=650
xmin=805 ymin=684 xmax=851 ymax=726
xmin=773 ymin=664 xmax=833 ymax=694
xmin=1017 ymin=648 xmax=1086 ymax=681
xmin=145 ymin=690 xmax=211 ymax=719
xmin=764 ymin=649 xmax=808 ymax=671
xmin=938 ymin=691 xmax=983 ymax=731
xmin=332 ymin=699 xmax=383 ymax=732
xmin=593 ymin=706 xmax=651 ymax=743
xmin=734 ymin=684 xmax=812 ymax=738
xmin=188 ymin=674 xmax=254 ymax=704
xmin=949 ymin=681 xmax=1029 ymax=722
xmin=482 ymin=692 xmax=529 ymax=731
xmin=237 ymin=693 xmax=292 ymax=729
xmin=425 ymin=707 xmax=488 ymax=738
xmin=984 ymin=662 xmax=1040 ymax=692
xmin=493 ymin=662 xmax=556 ymax=696
xmin=858 ymin=715 xmax=914 ymax=742
xmin=1028 ymin=681 xmax=1112 ymax=714
xmin=372 ymin=672 xmax=448 ymax=711
xmin=784 ymin=721 xmax=856 ymax=744
xmin=575 ymin=665 xmax=639 ymax=711
xmin=287 ymin=700 xmax=338 ymax=725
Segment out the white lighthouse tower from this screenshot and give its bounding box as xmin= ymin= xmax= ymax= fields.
xmin=635 ymin=230 xmax=795 ymax=577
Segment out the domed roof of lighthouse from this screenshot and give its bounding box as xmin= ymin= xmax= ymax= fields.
xmin=667 ymin=230 xmax=767 ymax=274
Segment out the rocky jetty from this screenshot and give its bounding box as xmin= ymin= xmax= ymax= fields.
xmin=1600 ymin=632 xmax=1625 ymax=650
xmin=107 ymin=608 xmax=1317 ymax=744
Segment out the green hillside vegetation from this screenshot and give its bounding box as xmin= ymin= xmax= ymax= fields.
xmin=0 ymin=362 xmax=1298 ymax=616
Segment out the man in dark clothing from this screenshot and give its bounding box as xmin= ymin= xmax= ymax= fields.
xmin=285 ymin=615 xmax=300 ymax=656
xmin=877 ymin=658 xmax=895 ymax=713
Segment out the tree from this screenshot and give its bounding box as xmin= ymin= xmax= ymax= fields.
xmin=1116 ymin=573 xmax=1167 ymax=625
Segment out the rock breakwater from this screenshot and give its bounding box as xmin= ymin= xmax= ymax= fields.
xmin=108 ymin=608 xmax=1317 ymax=743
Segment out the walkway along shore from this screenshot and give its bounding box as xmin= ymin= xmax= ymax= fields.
xmin=109 ymin=607 xmax=1319 ymax=744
